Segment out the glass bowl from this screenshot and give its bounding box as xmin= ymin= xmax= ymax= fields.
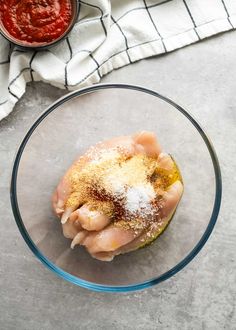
xmin=10 ymin=84 xmax=222 ymax=292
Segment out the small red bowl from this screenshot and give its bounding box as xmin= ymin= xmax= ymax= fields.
xmin=0 ymin=0 xmax=78 ymax=50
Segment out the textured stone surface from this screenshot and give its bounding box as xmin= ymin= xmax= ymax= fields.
xmin=0 ymin=31 xmax=236 ymax=330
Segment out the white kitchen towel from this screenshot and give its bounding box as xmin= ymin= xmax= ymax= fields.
xmin=0 ymin=0 xmax=235 ymax=120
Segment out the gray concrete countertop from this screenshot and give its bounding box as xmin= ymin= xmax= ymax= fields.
xmin=0 ymin=31 xmax=236 ymax=330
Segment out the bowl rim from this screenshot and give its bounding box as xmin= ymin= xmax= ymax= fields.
xmin=10 ymin=83 xmax=222 ymax=292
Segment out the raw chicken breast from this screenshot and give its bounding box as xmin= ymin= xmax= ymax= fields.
xmin=52 ymin=131 xmax=183 ymax=261
xmin=79 ymin=180 xmax=183 ymax=261
xmin=73 ymin=203 xmax=111 ymax=231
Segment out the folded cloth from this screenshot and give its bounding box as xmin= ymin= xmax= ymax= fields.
xmin=0 ymin=0 xmax=235 ymax=120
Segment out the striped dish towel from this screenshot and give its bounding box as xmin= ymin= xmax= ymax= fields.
xmin=0 ymin=0 xmax=235 ymax=120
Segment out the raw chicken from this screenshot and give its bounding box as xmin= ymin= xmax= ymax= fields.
xmin=52 ymin=132 xmax=161 ymax=212
xmin=52 ymin=131 xmax=183 ymax=261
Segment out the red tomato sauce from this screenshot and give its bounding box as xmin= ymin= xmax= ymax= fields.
xmin=0 ymin=0 xmax=72 ymax=44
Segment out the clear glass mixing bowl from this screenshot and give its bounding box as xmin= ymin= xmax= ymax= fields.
xmin=10 ymin=84 xmax=222 ymax=292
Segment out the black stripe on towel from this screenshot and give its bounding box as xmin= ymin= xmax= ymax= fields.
xmin=89 ymin=53 xmax=102 ymax=78
xmin=111 ymin=15 xmax=132 ymax=63
xmin=0 ymin=60 xmax=10 ymax=65
xmin=75 ymin=13 xmax=109 ymax=27
xmin=12 ymin=49 xmax=27 ymax=53
xmin=115 ymin=0 xmax=173 ymax=25
xmin=77 ymin=0 xmax=81 ymax=21
xmin=66 ymin=37 xmax=73 ymax=59
xmin=182 ymin=0 xmax=200 ymax=40
xmin=8 ymin=88 xmax=19 ymax=100
xmin=220 ymin=0 xmax=234 ymax=28
xmin=143 ymin=0 xmax=167 ymax=52
xmin=8 ymin=67 xmax=30 ymax=99
xmin=9 ymin=67 xmax=30 ymax=88
xmin=29 ymin=51 xmax=37 ymax=81
xmin=65 ymin=38 xmax=73 ymax=88
xmin=8 ymin=42 xmax=12 ymax=62
xmin=79 ymin=0 xmax=107 ymax=36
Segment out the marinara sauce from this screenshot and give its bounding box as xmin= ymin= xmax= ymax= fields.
xmin=0 ymin=0 xmax=72 ymax=44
